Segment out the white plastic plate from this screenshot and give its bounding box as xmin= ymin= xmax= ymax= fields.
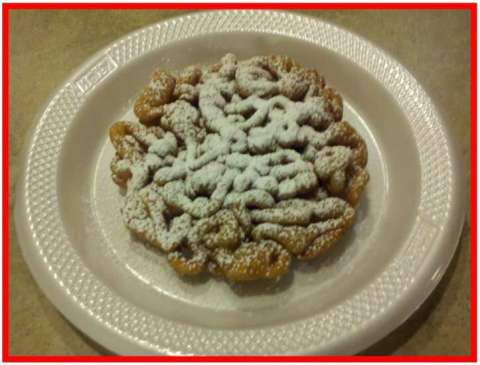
xmin=14 ymin=11 xmax=465 ymax=355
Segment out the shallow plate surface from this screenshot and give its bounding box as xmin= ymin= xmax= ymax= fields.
xmin=15 ymin=11 xmax=465 ymax=355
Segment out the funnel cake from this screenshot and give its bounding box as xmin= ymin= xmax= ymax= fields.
xmin=109 ymin=54 xmax=369 ymax=282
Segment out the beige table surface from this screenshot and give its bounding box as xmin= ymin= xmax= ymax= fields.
xmin=9 ymin=9 xmax=471 ymax=356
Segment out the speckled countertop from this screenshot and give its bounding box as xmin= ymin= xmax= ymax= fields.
xmin=9 ymin=10 xmax=471 ymax=355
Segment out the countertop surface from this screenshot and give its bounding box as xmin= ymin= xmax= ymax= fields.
xmin=9 ymin=10 xmax=471 ymax=355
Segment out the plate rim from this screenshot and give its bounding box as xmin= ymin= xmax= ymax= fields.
xmin=14 ymin=10 xmax=466 ymax=355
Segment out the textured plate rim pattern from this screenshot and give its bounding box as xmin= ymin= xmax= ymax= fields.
xmin=15 ymin=11 xmax=465 ymax=355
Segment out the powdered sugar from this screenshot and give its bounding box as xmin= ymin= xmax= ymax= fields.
xmin=109 ymin=54 xmax=368 ymax=280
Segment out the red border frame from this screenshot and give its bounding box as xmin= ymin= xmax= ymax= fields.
xmin=2 ymin=2 xmax=477 ymax=362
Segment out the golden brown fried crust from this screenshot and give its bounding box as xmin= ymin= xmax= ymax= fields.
xmin=211 ymin=241 xmax=292 ymax=282
xmin=109 ymin=54 xmax=369 ymax=282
